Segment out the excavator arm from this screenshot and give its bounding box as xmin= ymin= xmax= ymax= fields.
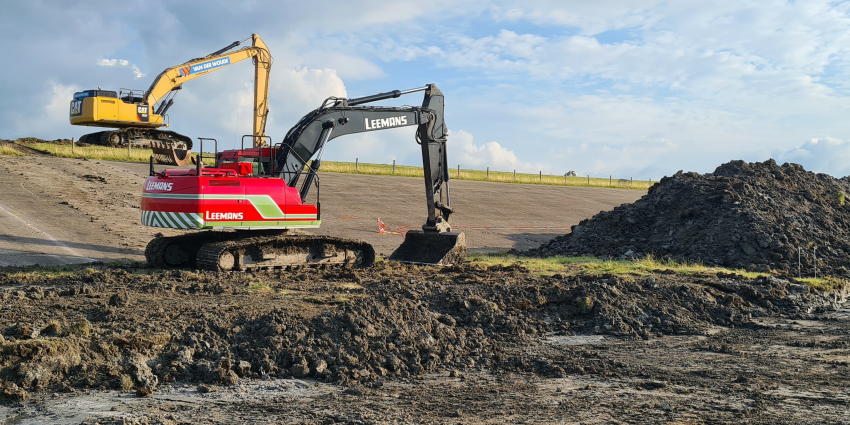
xmin=144 ymin=34 xmax=272 ymax=142
xmin=276 ymin=84 xmax=450 ymax=227
xmin=274 ymin=84 xmax=465 ymax=264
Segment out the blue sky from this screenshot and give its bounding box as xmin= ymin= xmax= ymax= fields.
xmin=5 ymin=0 xmax=850 ymax=179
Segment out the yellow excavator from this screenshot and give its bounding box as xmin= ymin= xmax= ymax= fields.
xmin=70 ymin=34 xmax=272 ymax=165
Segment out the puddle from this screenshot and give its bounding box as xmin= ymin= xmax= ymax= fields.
xmin=0 ymin=378 xmax=333 ymax=424
xmin=546 ymin=335 xmax=606 ymax=345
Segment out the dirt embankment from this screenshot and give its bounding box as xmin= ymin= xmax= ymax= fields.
xmin=535 ymin=159 xmax=850 ymax=275
xmin=0 ymin=262 xmax=840 ymax=402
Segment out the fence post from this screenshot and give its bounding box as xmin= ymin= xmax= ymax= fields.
xmin=457 ymin=164 xmax=460 ymax=178
xmin=71 ymin=137 xmax=75 ymax=155
xmin=539 ymin=171 xmax=542 ymax=182
xmin=393 ymin=159 xmax=396 ymax=174
xmin=814 ymin=246 xmax=817 ymax=278
xmin=564 ymin=173 xmax=567 ymax=183
xmin=609 ymin=175 xmax=612 ymax=186
xmin=513 ymin=169 xmax=516 ymax=181
xmin=486 ymin=167 xmax=489 ymax=179
xmin=631 ymin=177 xmax=633 ymax=186
xmin=587 ymin=175 xmax=590 ymax=185
xmin=649 ymin=178 xmax=652 ymax=185
xmin=355 ymin=158 xmax=358 ymax=170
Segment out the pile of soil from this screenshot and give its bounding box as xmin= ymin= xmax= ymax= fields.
xmin=0 ymin=262 xmax=837 ymax=399
xmin=534 ymin=159 xmax=850 ymax=275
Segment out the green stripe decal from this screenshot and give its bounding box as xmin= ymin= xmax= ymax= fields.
xmin=205 ymin=220 xmax=321 ymax=228
xmin=244 ymin=195 xmax=285 ymax=219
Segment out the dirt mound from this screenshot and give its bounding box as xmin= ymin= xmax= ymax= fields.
xmin=0 ymin=262 xmax=838 ymax=399
xmin=534 ymin=159 xmax=850 ymax=275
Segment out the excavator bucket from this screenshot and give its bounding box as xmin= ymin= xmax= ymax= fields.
xmin=388 ymin=231 xmax=466 ymax=265
xmin=150 ymin=141 xmax=192 ymax=166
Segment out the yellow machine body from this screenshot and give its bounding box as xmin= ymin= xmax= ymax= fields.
xmin=70 ymin=91 xmax=165 ymax=128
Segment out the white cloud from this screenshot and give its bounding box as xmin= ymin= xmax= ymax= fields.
xmin=15 ymin=82 xmax=79 ymax=136
xmin=773 ymin=137 xmax=850 ymax=177
xmin=98 ymin=59 xmax=129 ymax=67
xmin=451 ymin=129 xmax=545 ymax=173
xmin=98 ymin=58 xmax=145 ymax=79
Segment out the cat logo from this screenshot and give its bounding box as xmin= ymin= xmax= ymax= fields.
xmin=137 ymin=105 xmax=149 ymax=122
xmin=70 ymin=100 xmax=82 ymax=116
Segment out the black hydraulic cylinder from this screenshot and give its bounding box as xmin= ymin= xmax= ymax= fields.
xmin=300 ymin=159 xmax=321 ymax=202
xmin=209 ymin=40 xmax=241 ymax=57
xmin=156 ymin=99 xmax=174 ymax=116
xmin=347 ymin=90 xmax=402 ymax=106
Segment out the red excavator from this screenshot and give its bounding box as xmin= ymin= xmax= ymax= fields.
xmin=141 ymin=84 xmax=465 ymax=269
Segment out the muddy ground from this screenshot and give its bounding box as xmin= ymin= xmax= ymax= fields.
xmin=0 ymin=263 xmax=848 ymax=424
xmin=2 ymin=149 xmax=850 ymax=423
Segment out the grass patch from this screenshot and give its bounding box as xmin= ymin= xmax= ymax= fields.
xmin=246 ymin=283 xmax=273 ymax=293
xmin=19 ymin=141 xmax=215 ymax=165
xmin=0 ymin=263 xmax=101 ymax=279
xmin=320 ymin=161 xmax=652 ymax=190
xmin=13 ymin=139 xmax=649 ymax=190
xmin=468 ymin=252 xmax=766 ymax=279
xmin=0 ymin=144 xmax=22 ymax=156
xmin=797 ymin=276 xmax=847 ymax=292
xmin=62 ymin=318 xmax=92 ymax=338
xmin=303 ymin=294 xmax=353 ymax=304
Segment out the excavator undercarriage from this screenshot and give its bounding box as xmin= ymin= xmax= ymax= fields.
xmin=78 ymin=128 xmax=193 ymax=166
xmin=146 ymin=231 xmax=375 ymax=271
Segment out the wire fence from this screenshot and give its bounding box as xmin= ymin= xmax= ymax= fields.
xmin=320 ymin=159 xmax=654 ymax=190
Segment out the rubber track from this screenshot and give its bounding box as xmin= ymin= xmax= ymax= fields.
xmin=196 ymin=234 xmax=376 ymax=271
xmin=78 ymin=128 xmax=192 ymax=149
xmin=145 ymin=232 xmax=375 ymax=271
xmin=144 ymin=236 xmax=172 ymax=268
xmin=144 ymin=232 xmax=224 ymax=268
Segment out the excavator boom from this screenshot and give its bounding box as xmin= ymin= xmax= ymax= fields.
xmin=275 ymin=84 xmax=464 ymax=264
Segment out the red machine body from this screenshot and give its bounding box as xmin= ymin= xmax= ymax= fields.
xmin=141 ymin=149 xmax=319 ymax=231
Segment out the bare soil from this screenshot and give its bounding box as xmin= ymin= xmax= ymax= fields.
xmin=1 ymin=150 xmax=849 ymax=424
xmin=0 ymin=152 xmax=641 ymax=264
xmin=0 ymin=263 xmax=848 ymax=424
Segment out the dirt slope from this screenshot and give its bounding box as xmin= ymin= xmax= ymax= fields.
xmin=0 ymin=152 xmax=641 ymax=264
